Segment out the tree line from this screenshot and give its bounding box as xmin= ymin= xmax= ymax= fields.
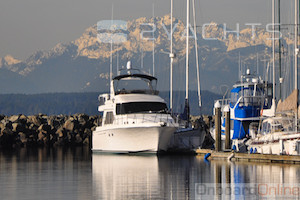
xmin=0 ymin=91 xmax=221 ymax=116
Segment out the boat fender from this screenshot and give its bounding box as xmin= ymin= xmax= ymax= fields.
xmin=204 ymin=153 xmax=211 ymax=160
xmin=253 ymin=148 xmax=257 ymax=154
xmin=232 ymin=145 xmax=237 ymax=151
xmin=250 ymin=147 xmax=253 ymax=154
xmin=227 ymin=153 xmax=235 ymax=161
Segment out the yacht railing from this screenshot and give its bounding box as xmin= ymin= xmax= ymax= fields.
xmin=215 ymin=95 xmax=266 ymax=108
xmin=115 ymin=89 xmax=159 ymax=95
xmin=112 ymin=113 xmax=175 ymax=126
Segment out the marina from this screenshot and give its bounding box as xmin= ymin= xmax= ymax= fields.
xmin=206 ymin=0 xmax=300 ymax=159
xmin=1 ymin=0 xmax=300 ymax=199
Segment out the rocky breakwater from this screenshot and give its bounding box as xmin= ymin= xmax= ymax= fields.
xmin=0 ymin=114 xmax=99 ymax=148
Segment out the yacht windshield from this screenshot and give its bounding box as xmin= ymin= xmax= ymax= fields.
xmin=117 ymin=79 xmax=153 ymax=91
xmin=231 ymin=92 xmax=239 ymax=106
xmin=116 ymin=102 xmax=168 ymax=114
xmin=114 ymin=75 xmax=158 ymax=95
xmin=231 ymin=86 xmax=265 ymax=107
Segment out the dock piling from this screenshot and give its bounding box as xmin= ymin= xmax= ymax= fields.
xmin=225 ymin=110 xmax=231 ymax=150
xmin=215 ymin=107 xmax=221 ymax=152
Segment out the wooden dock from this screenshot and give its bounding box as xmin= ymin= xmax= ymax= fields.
xmin=196 ymin=149 xmax=300 ymax=164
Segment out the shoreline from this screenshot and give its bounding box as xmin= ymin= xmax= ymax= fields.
xmin=0 ymin=114 xmax=212 ymax=150
xmin=0 ymin=113 xmax=99 ymax=149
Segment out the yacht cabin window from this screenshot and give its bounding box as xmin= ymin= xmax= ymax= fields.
xmin=116 ymin=102 xmax=168 ymax=115
xmin=98 ymin=111 xmax=104 ymax=126
xmin=104 ymin=112 xmax=114 ymax=124
xmin=231 ymin=92 xmax=239 ymax=106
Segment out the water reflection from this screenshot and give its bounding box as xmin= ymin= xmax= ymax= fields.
xmin=0 ymin=148 xmax=299 ymax=200
xmin=92 ymin=154 xmax=206 ymax=199
xmin=0 ymin=147 xmax=92 ymax=200
xmin=92 ymin=154 xmax=300 ymax=200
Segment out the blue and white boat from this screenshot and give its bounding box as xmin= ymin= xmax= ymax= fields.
xmin=211 ymin=69 xmax=275 ymax=151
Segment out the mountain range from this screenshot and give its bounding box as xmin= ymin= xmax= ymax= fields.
xmin=0 ymin=15 xmax=288 ymax=96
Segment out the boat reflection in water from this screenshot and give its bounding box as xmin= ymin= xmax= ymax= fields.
xmin=92 ymin=154 xmax=300 ymax=200
xmin=92 ymin=154 xmax=159 ymax=199
xmin=92 ymin=153 xmax=205 ymax=199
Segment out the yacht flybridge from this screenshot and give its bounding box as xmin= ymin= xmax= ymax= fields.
xmin=92 ymin=61 xmax=179 ymax=153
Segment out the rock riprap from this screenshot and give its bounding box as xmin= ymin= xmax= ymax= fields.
xmin=0 ymin=114 xmax=99 ymax=148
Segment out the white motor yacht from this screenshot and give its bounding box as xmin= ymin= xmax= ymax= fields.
xmin=92 ymin=62 xmax=178 ymax=153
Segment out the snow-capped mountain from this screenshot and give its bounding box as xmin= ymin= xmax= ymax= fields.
xmin=0 ymin=15 xmax=284 ymax=94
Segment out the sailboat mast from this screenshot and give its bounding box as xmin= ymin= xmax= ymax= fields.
xmin=186 ymin=0 xmax=190 ymax=100
xmin=272 ymin=0 xmax=276 ymax=103
xmin=170 ymin=0 xmax=174 ymax=113
xmin=278 ymin=0 xmax=282 ymax=100
xmin=110 ymin=5 xmax=114 ymax=88
xmin=192 ymin=0 xmax=201 ymax=107
xmin=295 ymin=0 xmax=298 ymax=132
xmin=185 ymin=0 xmax=190 ymax=124
xmin=152 ymin=4 xmax=155 ymax=76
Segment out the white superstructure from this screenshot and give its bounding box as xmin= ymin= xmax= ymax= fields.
xmin=92 ymin=63 xmax=178 ymax=153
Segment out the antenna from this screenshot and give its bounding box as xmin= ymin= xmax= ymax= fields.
xmin=256 ymin=52 xmax=259 ymax=75
xmin=238 ymin=52 xmax=241 ymax=82
xmin=117 ymin=44 xmax=119 ymax=75
xmin=141 ymin=46 xmax=144 ymax=68
xmin=126 ymin=61 xmax=131 ymax=70
xmin=266 ymin=62 xmax=270 ymax=83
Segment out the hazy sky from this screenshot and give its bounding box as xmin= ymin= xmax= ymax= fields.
xmin=0 ymin=0 xmax=294 ymax=60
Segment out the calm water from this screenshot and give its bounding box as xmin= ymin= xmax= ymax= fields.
xmin=0 ymin=147 xmax=300 ymax=200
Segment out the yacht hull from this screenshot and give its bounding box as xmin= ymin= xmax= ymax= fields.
xmin=92 ymin=125 xmax=177 ymax=153
xmin=247 ymin=133 xmax=300 ymax=155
